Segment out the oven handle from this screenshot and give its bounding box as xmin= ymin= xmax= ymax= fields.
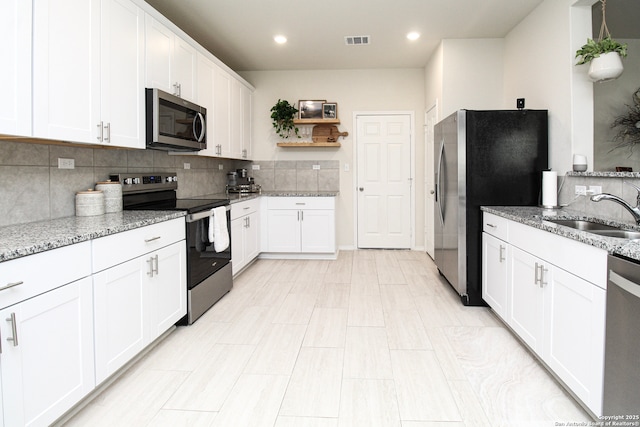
xmin=186 ymin=205 xmax=231 ymax=222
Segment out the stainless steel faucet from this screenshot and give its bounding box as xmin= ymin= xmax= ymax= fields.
xmin=590 ymin=181 xmax=640 ymax=225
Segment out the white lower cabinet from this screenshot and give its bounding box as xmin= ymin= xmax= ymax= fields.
xmin=481 ymin=233 xmax=510 ymax=321
xmin=264 ymin=197 xmax=336 ymax=255
xmin=231 ymin=199 xmax=260 ymax=275
xmin=0 ymin=277 xmax=95 ymax=427
xmin=92 ymin=220 xmax=186 ymax=384
xmin=482 ymin=212 xmax=607 ymax=416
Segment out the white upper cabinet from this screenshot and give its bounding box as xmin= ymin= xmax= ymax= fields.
xmin=33 ymin=0 xmax=101 ymax=144
xmin=214 ymin=66 xmax=232 ymax=157
xmin=33 ymin=0 xmax=144 ymax=148
xmin=0 ymin=0 xmax=31 ymax=137
xmin=99 ymin=0 xmax=145 ymax=148
xmin=145 ymin=14 xmax=197 ymax=102
xmin=230 ymin=80 xmax=253 ymax=159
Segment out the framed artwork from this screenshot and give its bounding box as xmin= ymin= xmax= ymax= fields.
xmin=298 ymin=100 xmax=325 ymax=119
xmin=322 ymin=103 xmax=337 ymax=119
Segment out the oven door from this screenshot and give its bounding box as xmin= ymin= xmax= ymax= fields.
xmin=185 ymin=207 xmax=231 ymax=288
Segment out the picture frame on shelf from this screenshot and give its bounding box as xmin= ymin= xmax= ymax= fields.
xmin=322 ymin=103 xmax=337 ymax=119
xmin=298 ymin=100 xmax=325 ymax=119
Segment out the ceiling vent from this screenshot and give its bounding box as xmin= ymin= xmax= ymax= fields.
xmin=344 ymin=35 xmax=370 ymax=46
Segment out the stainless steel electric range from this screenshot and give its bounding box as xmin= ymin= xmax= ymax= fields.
xmin=110 ymin=172 xmax=232 ymax=324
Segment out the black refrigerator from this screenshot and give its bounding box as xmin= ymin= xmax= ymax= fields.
xmin=434 ymin=109 xmax=548 ymax=306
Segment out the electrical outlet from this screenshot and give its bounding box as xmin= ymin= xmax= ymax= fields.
xmin=58 ymin=158 xmax=75 ymax=169
xmin=184 ymin=163 xmax=191 ymax=170
xmin=588 ymin=185 xmax=602 ymax=195
xmin=575 ymin=185 xmax=587 ymax=196
xmin=218 ymin=164 xmax=223 ymax=170
xmin=252 ymin=164 xmax=260 ymax=170
xmin=312 ymin=164 xmax=320 ymax=170
xmin=344 ymin=163 xmax=350 ymax=172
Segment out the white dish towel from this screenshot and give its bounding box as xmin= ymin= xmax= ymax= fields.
xmin=208 ymin=206 xmax=229 ymax=252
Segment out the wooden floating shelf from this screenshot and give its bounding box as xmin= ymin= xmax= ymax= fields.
xmin=277 ymin=142 xmax=341 ymax=147
xmin=293 ymin=118 xmax=340 ymax=125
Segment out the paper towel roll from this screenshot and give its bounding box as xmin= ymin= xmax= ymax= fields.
xmin=542 ymin=171 xmax=558 ymax=207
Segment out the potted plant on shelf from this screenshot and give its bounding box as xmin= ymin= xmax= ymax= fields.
xmin=575 ymin=0 xmax=627 ymax=82
xmin=270 ymin=99 xmax=300 ymax=139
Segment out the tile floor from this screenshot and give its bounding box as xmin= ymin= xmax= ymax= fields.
xmin=63 ymin=250 xmax=592 ymax=427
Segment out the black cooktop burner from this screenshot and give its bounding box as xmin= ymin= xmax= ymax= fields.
xmin=174 ymin=198 xmax=229 ymax=212
xmin=122 ymin=190 xmax=229 ymax=214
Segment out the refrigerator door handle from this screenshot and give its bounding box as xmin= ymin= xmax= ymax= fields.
xmin=436 ymin=139 xmax=445 ymax=225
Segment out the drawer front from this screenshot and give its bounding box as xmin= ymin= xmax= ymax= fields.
xmin=0 ymin=241 xmax=92 ymax=309
xmin=266 ymin=196 xmax=335 ymax=210
xmin=483 ymin=212 xmax=509 ymax=241
xmin=510 ymin=220 xmax=607 ymax=289
xmin=92 ymin=217 xmax=185 ymax=272
xmin=231 ymin=198 xmax=261 ymax=221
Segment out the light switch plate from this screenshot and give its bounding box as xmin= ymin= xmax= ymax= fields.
xmin=312 ymin=164 xmax=320 ymax=170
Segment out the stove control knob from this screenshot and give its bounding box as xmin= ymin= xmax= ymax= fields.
xmin=166 ymin=176 xmax=176 ymax=183
xmin=123 ymin=178 xmax=133 ymax=185
xmin=132 ymin=177 xmax=141 ymax=185
xmin=172 ymin=176 xmax=178 ymax=182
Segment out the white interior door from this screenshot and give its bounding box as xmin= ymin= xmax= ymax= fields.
xmin=425 ymin=105 xmax=438 ymax=259
xmin=356 ymin=114 xmax=412 ymax=249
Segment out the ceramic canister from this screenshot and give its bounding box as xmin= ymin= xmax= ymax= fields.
xmin=75 ymin=189 xmax=105 ymax=217
xmin=95 ymin=181 xmax=123 ymax=213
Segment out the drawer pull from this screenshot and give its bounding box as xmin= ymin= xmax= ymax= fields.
xmin=0 ymin=281 xmax=24 ymax=291
xmin=243 ymin=206 xmax=250 ymax=210
xmin=144 ymin=236 xmax=161 ymax=243
xmin=6 ymin=313 xmax=18 ymax=347
xmin=295 ymin=202 xmax=306 ymax=205
xmin=486 ymin=223 xmax=497 ymax=228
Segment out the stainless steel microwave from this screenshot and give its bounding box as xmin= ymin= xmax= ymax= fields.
xmin=145 ymin=88 xmax=206 ymax=152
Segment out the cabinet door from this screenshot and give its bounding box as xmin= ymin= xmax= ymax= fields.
xmin=229 ymin=79 xmax=243 ymax=159
xmin=245 ymin=211 xmax=260 ymax=262
xmin=194 ymin=53 xmax=219 ymax=157
xmin=1 ymin=277 xmax=94 ymax=427
xmin=33 ymin=0 xmax=101 ymax=143
xmin=144 ymin=14 xmax=173 ymax=94
xmin=301 ymin=209 xmax=335 ymax=253
xmin=213 ymin=67 xmax=232 ymax=156
xmin=93 ymin=258 xmax=145 ymax=384
xmin=0 ymin=0 xmax=31 ymax=136
xmin=100 ymin=0 xmax=144 ymax=149
xmin=231 ymin=217 xmax=246 ymax=275
xmin=266 ymin=210 xmax=301 ymax=252
xmin=241 ymin=85 xmax=253 ymax=159
xmin=545 ymin=268 xmax=605 ymax=415
xmin=509 ymin=247 xmax=546 ymax=355
xmin=147 ymin=242 xmax=187 ymax=338
xmin=172 ymin=36 xmax=197 ymax=101
xmin=482 ymin=233 xmax=509 ymax=320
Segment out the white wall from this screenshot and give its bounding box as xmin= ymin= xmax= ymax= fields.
xmin=503 ymin=0 xmax=595 ymax=173
xmin=240 ymin=69 xmax=426 ymax=250
xmin=424 ymin=39 xmax=504 ymax=121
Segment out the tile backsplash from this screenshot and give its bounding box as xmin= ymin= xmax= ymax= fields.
xmin=558 ymin=172 xmax=640 ymax=225
xmin=0 ymin=140 xmax=340 ymax=227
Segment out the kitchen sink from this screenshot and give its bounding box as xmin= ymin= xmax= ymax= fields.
xmin=544 ymin=219 xmax=640 ymax=239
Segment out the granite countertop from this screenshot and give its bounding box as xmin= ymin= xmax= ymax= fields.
xmin=261 ymin=191 xmax=338 ymax=197
xmin=0 ymin=211 xmax=186 ymax=263
xmin=482 ymin=206 xmax=640 ymax=262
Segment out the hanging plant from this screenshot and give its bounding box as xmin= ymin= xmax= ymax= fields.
xmin=610 ymin=88 xmax=640 ymax=155
xmin=270 ymin=99 xmax=300 ymax=139
xmin=575 ymin=0 xmax=627 ymax=82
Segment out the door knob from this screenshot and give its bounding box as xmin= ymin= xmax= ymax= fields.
xmin=430 ymin=190 xmax=435 ymax=194
xmin=359 ymin=187 xmax=364 ymax=191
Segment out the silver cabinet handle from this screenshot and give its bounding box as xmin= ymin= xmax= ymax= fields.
xmin=6 ymin=313 xmax=18 ymax=347
xmin=534 ymin=262 xmax=540 ymax=285
xmin=145 ymin=236 xmax=161 ymax=243
xmin=301 ymin=210 xmax=304 ymax=221
xmin=486 ymin=223 xmax=497 ymax=228
xmin=0 ymin=281 xmax=23 ymax=291
xmin=147 ymin=254 xmax=159 ymax=277
xmin=97 ymin=121 xmax=103 ymax=141
xmin=104 ymin=122 xmax=110 ymax=142
xmin=539 ymin=264 xmax=548 ymax=287
xmin=499 ymin=245 xmax=506 ymax=263
xmin=154 ymin=254 xmax=159 ymax=276
xmin=297 ymin=211 xmax=300 ymax=221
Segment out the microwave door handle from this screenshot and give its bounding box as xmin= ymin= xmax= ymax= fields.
xmin=194 ymin=112 xmax=206 ymax=143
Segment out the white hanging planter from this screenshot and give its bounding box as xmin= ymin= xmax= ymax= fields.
xmin=588 ymin=52 xmax=624 ymax=82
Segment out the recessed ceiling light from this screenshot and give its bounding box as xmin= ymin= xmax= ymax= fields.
xmin=407 ymin=32 xmax=420 ymax=41
xmin=274 ymin=35 xmax=287 ymax=44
